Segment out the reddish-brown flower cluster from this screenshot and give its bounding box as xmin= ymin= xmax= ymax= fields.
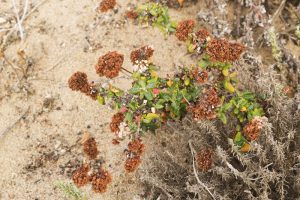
xmin=124 ymin=138 xmax=145 ymax=172
xmin=195 ymin=28 xmax=211 ymax=44
xmin=98 ymin=0 xmax=116 ymax=12
xmin=91 ymin=167 xmax=112 ymax=193
xmin=196 ymin=149 xmax=213 ymax=171
xmin=128 ymin=138 xmax=145 ymax=155
xmin=243 ymin=117 xmax=265 ymax=141
xmin=206 ymin=39 xmax=245 ymax=62
xmin=189 ymin=87 xmax=220 ymax=120
xmin=72 ymin=164 xmax=91 ymax=187
xmin=125 ymin=156 xmax=141 ymax=172
xmin=130 ymin=46 xmax=154 ymax=63
xmin=95 ymin=51 xmax=124 ymax=79
xmin=83 ymin=137 xmax=99 ymax=160
xmin=68 ymin=72 xmax=98 ymax=100
xmin=175 ymin=20 xmax=195 ymax=41
xmin=191 ymin=69 xmax=208 ymax=84
xmin=110 ymin=112 xmax=125 ymax=133
xmin=126 ymin=10 xmax=138 ymax=19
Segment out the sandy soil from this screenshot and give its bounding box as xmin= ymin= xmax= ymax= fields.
xmin=0 ymin=0 xmax=202 ymax=199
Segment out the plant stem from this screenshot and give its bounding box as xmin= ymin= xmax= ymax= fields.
xmin=121 ymin=67 xmax=133 ymax=74
xmin=188 ymin=140 xmax=216 ymax=200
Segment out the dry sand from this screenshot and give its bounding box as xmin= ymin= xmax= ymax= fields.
xmin=0 ymin=0 xmax=201 ymax=199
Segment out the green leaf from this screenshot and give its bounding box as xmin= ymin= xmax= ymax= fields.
xmin=234 ymin=132 xmax=246 ymax=147
xmin=129 ymin=84 xmax=141 ymax=94
xmin=97 ymin=95 xmax=105 ymax=105
xmin=155 ymin=104 xmax=164 ymax=109
xmin=125 ymin=112 xmax=133 ymax=122
xmin=145 ymin=91 xmax=153 ymax=100
xmin=218 ymin=113 xmax=227 ymax=124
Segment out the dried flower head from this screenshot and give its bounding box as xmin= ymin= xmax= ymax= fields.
xmin=130 ymin=46 xmax=154 ymax=64
xmin=191 ymin=69 xmax=208 ymax=84
xmin=128 ymin=138 xmax=145 ymax=156
xmin=72 ymin=164 xmax=91 ymax=187
xmin=83 ymin=137 xmax=99 ymax=159
xmin=196 ymin=28 xmax=211 ymax=44
xmin=95 ymin=51 xmax=124 ymax=78
xmin=243 ymin=116 xmax=267 ymax=141
xmin=126 ymin=10 xmax=138 ymax=19
xmin=189 ymin=88 xmax=220 ymax=120
xmin=68 ymin=72 xmax=89 ymax=92
xmin=228 ymin=43 xmax=245 ymax=62
xmin=110 ymin=112 xmax=125 ymax=133
xmin=196 ymin=149 xmax=213 ymax=171
xmin=91 ymin=168 xmax=112 ymax=193
xmin=124 ymin=155 xmax=141 ymax=172
xmin=175 ymin=19 xmax=195 ymax=41
xmin=206 ymin=39 xmax=245 ymax=62
xmin=99 ymin=0 xmax=116 ymax=12
xmin=68 ymin=72 xmax=98 ymax=100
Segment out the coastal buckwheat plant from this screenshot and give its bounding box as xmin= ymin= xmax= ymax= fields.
xmin=68 ymin=16 xmax=267 ymax=195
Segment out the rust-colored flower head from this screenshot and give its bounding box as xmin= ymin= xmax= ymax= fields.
xmin=243 ymin=117 xmax=266 ymax=141
xmin=191 ymin=69 xmax=208 ymax=84
xmin=83 ymin=137 xmax=99 ymax=159
xmin=204 ymin=88 xmax=220 ymax=106
xmin=91 ymin=168 xmax=112 ymax=193
xmin=68 ymin=72 xmax=98 ymax=100
xmin=72 ymin=164 xmax=91 ymax=187
xmin=95 ymin=51 xmax=124 ymax=79
xmin=175 ymin=19 xmax=195 ymax=41
xmin=206 ymin=39 xmax=230 ymax=63
xmin=189 ymin=88 xmax=220 ymax=120
xmin=126 ymin=10 xmax=138 ymax=19
xmin=110 ymin=112 xmax=125 ymax=133
xmin=98 ymin=0 xmax=116 ymax=12
xmin=68 ymin=72 xmax=89 ymax=92
xmin=228 ymin=43 xmax=245 ymax=62
xmin=196 ymin=28 xmax=211 ymax=44
xmin=130 ymin=46 xmax=154 ymax=64
xmin=206 ymin=39 xmax=245 ymax=62
xmin=128 ymin=138 xmax=145 ymax=156
xmin=124 ymin=155 xmax=141 ymax=172
xmin=196 ymin=149 xmax=213 ymax=171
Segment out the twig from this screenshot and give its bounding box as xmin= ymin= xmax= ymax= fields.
xmin=0 ymin=107 xmax=30 ymax=138
xmin=188 ymin=140 xmax=216 ymax=200
xmin=270 ymin=0 xmax=286 ymax=24
xmin=235 ymin=0 xmax=241 ymax=37
xmin=44 ymin=56 xmax=66 ymax=72
xmin=256 ymin=0 xmax=287 ymax=45
xmin=121 ymin=67 xmax=133 ymax=74
xmin=11 ymin=0 xmax=24 ymax=40
xmin=1 ymin=0 xmax=49 ymax=49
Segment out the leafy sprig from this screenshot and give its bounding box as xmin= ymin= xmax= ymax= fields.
xmin=136 ymin=3 xmax=177 ymax=34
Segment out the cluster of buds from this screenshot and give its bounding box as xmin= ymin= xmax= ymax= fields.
xmin=98 ymin=0 xmax=116 ymax=12
xmin=90 ymin=168 xmax=112 ymax=193
xmin=72 ymin=134 xmax=112 ymax=193
xmin=196 ymin=148 xmax=214 ymax=171
xmin=190 ymin=68 xmax=209 ymax=84
xmin=130 ymin=46 xmax=154 ymax=73
xmin=95 ymin=51 xmax=124 ymax=79
xmin=175 ymin=19 xmax=195 ymax=41
xmin=206 ymin=39 xmax=245 ymax=63
xmin=189 ymin=87 xmax=221 ymax=120
xmin=68 ymin=72 xmax=98 ymax=100
xmin=243 ymin=116 xmax=267 ymax=141
xmin=124 ymin=138 xmax=145 ymax=172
